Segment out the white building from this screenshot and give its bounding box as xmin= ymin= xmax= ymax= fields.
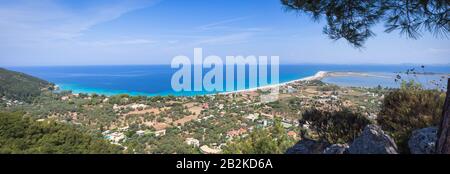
xmin=136 ymin=130 xmax=146 ymax=136
xmin=245 ymin=113 xmax=258 ymax=122
xmin=200 ymin=145 xmax=222 ymax=154
xmin=185 ymin=138 xmax=200 ymax=147
xmin=154 ymin=129 xmax=166 ymax=137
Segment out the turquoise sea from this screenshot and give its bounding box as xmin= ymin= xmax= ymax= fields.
xmin=7 ymin=64 xmax=450 ymax=96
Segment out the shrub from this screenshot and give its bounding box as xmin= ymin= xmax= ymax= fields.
xmin=0 ymin=112 xmax=122 ymax=154
xmin=300 ymin=108 xmax=372 ymax=144
xmin=0 ymin=68 xmax=53 ymax=102
xmin=377 ymin=82 xmax=445 ymax=153
xmin=223 ymin=118 xmax=295 ymax=154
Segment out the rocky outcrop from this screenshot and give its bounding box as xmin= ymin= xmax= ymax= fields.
xmin=347 ymin=124 xmax=398 ymax=154
xmin=408 ymin=127 xmax=437 ymax=154
xmin=323 ymin=144 xmax=349 ymax=154
xmin=286 ymin=124 xmax=401 ymax=154
xmin=285 ymin=139 xmax=330 ymax=154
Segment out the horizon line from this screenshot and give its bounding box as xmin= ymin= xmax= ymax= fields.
xmin=3 ymin=63 xmax=450 ymax=68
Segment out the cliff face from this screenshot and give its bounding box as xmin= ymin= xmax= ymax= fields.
xmin=0 ymin=68 xmax=53 ymax=102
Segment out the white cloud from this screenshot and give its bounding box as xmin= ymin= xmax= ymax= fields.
xmin=167 ymin=16 xmax=270 ymax=48
xmin=0 ymin=0 xmax=159 ymax=44
xmin=194 ymin=32 xmax=254 ymax=45
xmin=197 ymin=16 xmax=252 ymax=31
xmin=80 ymin=39 xmax=157 ymax=47
xmin=427 ymin=48 xmax=450 ymax=54
xmin=196 ymin=16 xmax=269 ymax=33
xmin=0 ymin=0 xmax=164 ymax=66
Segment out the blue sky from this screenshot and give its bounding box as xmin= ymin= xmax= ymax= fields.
xmin=0 ymin=0 xmax=449 ymax=66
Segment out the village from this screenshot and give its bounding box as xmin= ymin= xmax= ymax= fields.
xmin=13 ymin=78 xmax=383 ymax=154
xmin=0 ymin=71 xmax=388 ymax=154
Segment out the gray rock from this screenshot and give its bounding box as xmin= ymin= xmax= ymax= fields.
xmin=285 ymin=139 xmax=330 ymax=154
xmin=348 ymin=124 xmax=398 ymax=154
xmin=408 ymin=127 xmax=437 ymax=154
xmin=323 ymin=144 xmax=349 ymax=154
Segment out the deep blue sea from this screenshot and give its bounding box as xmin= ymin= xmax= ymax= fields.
xmin=7 ymin=64 xmax=450 ymax=96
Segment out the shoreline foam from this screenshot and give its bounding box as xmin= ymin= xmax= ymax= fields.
xmin=219 ymin=71 xmax=328 ymax=95
xmin=56 ymin=70 xmax=448 ymax=96
xmin=57 ymin=71 xmax=329 ymax=97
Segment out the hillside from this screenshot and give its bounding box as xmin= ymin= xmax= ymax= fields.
xmin=0 ymin=112 xmax=122 ymax=154
xmin=0 ymin=68 xmax=53 ymax=102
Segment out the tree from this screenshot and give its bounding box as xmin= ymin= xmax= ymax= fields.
xmin=301 ymin=109 xmax=372 ymax=144
xmin=0 ymin=68 xmax=53 ymax=102
xmin=436 ymin=78 xmax=450 ymax=153
xmin=223 ymin=118 xmax=295 ymax=154
xmin=0 ymin=112 xmax=122 ymax=154
xmin=377 ymin=82 xmax=444 ymax=153
xmin=281 ymin=0 xmax=449 ymax=48
xmin=281 ymin=0 xmax=450 ymax=154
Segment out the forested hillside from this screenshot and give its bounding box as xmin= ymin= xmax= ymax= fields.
xmin=0 ymin=68 xmax=53 ymax=102
xmin=0 ymin=112 xmax=122 ymax=154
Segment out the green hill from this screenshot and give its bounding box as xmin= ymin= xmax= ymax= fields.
xmin=0 ymin=68 xmax=53 ymax=102
xmin=0 ymin=112 xmax=122 ymax=154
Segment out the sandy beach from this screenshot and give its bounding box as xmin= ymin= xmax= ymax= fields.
xmin=220 ymin=71 xmax=329 ymax=95
xmin=220 ymin=70 xmax=447 ymax=95
xmin=325 ymin=71 xmax=391 ymax=78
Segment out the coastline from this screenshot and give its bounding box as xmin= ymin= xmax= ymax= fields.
xmin=219 ymin=71 xmax=328 ymax=95
xmin=54 ymin=70 xmax=449 ymax=97
xmin=55 ymin=71 xmax=329 ymax=97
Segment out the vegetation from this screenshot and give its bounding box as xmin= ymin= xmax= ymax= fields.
xmin=3 ymin=66 xmax=442 ymax=154
xmin=281 ymin=0 xmax=449 ymax=48
xmin=0 ymin=68 xmax=53 ymax=102
xmin=124 ymin=128 xmax=198 ymax=154
xmin=377 ymin=80 xmax=445 ymax=153
xmin=151 ymin=135 xmax=198 ymax=154
xmin=300 ymin=109 xmax=372 ymax=144
xmin=223 ymin=119 xmax=295 ymax=154
xmin=0 ymin=112 xmax=122 ymax=154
